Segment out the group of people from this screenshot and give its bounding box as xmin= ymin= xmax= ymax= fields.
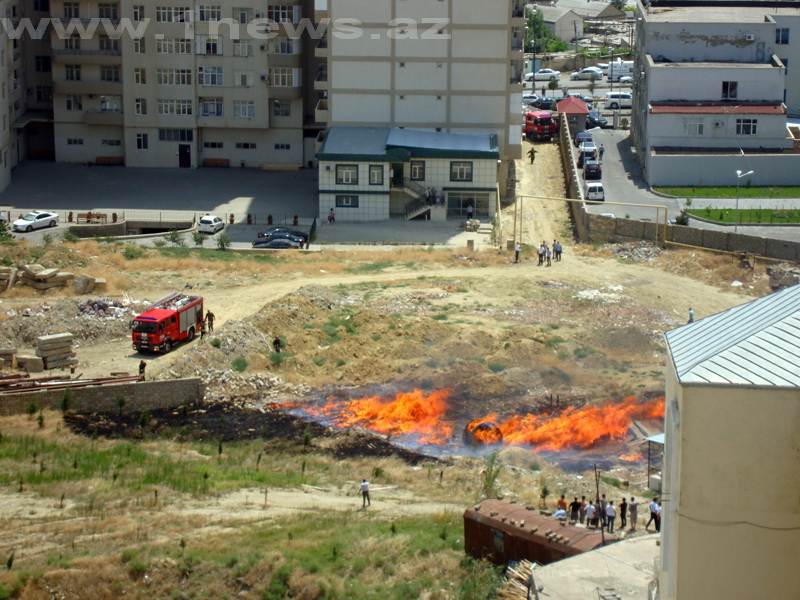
xmin=555 ymin=494 xmax=660 ymax=534
xmin=536 ymin=240 xmax=563 ymax=266
xmin=199 ymin=309 xmax=215 ymax=339
xmin=425 ymin=187 xmax=445 ymax=206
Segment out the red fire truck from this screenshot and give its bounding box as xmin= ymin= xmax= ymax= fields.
xmin=131 ymin=292 xmax=204 ymax=353
xmin=524 ymin=110 xmax=559 ymax=141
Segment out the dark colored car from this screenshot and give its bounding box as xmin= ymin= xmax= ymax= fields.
xmin=533 ymin=97 xmax=557 ymax=111
xmin=584 ymin=160 xmax=602 ymax=180
xmin=567 ymin=93 xmax=594 ymax=108
xmin=252 ymin=238 xmax=303 ymax=249
xmin=574 ymin=131 xmax=593 ymax=147
xmin=253 ymin=232 xmax=305 ymax=246
xmin=586 ymin=111 xmax=609 ymax=129
xmin=257 ymin=227 xmax=309 ymax=241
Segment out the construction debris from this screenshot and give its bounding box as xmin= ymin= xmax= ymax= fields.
xmin=766 ymin=263 xmax=800 ymax=292
xmin=0 ymin=347 xmax=17 ymax=369
xmin=15 ymin=264 xmax=75 ymax=290
xmin=499 ymin=559 xmax=538 ymax=600
xmin=463 ymin=219 xmax=482 ymax=232
xmin=35 ymin=332 xmax=77 ymax=370
xmin=607 ymin=241 xmax=664 ymax=262
xmin=0 ymin=267 xmax=18 ymax=291
xmin=77 ymin=298 xmax=128 ymax=318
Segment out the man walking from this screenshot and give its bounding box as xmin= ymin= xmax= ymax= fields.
xmin=569 ymin=497 xmax=581 ymax=522
xmin=585 ymin=501 xmax=597 ymax=527
xmin=629 ymin=497 xmax=639 ymax=530
xmin=138 ymin=360 xmax=147 ymax=379
xmin=205 ymin=310 xmax=215 ymax=332
xmin=579 ymin=495 xmax=587 ymax=524
xmin=605 ymin=501 xmax=617 ymax=533
xmin=646 ymin=497 xmax=660 ymax=531
xmin=527 ymin=147 xmax=537 ymax=164
xmin=620 ymin=497 xmax=628 ymax=530
xmin=514 ymin=241 xmax=520 ymax=264
xmin=360 ymin=479 xmax=371 ymax=507
xmin=688 ymin=307 xmax=694 ymax=323
xmin=537 ymin=244 xmax=544 ymax=266
xmin=599 ymin=143 xmax=605 ymax=162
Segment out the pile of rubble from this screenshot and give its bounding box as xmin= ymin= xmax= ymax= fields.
xmin=766 ymin=263 xmax=800 ymax=292
xmin=16 ymin=264 xmax=75 ymax=290
xmin=462 ymin=219 xmax=483 ymax=232
xmin=156 ymin=368 xmax=311 ymax=402
xmin=607 ymin=241 xmax=664 ymax=262
xmin=0 ymin=347 xmax=16 ymax=369
xmin=77 ymin=298 xmax=131 ymax=318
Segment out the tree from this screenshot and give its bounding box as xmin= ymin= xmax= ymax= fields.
xmin=611 ymin=0 xmax=627 ymax=10
xmin=588 ymin=73 xmax=600 ymax=97
xmin=0 ymin=219 xmax=12 ymax=242
xmin=215 ymin=233 xmax=232 ymax=251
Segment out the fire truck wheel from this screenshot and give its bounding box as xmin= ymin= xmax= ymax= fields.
xmin=164 ymin=339 xmax=172 ymax=352
xmin=187 ymin=327 xmax=195 ymax=341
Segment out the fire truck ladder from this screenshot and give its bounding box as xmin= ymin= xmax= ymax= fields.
xmin=144 ymin=292 xmax=183 ymax=312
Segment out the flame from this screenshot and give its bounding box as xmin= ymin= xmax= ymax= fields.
xmin=620 ymin=453 xmax=644 ymax=462
xmin=464 ymin=417 xmax=504 ymax=446
xmin=477 ymin=396 xmax=664 ymax=452
xmin=305 ymin=388 xmax=453 ymax=445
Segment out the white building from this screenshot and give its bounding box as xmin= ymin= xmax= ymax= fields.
xmin=536 ymin=6 xmax=583 ymax=45
xmin=317 ymin=127 xmax=499 ymax=222
xmin=659 ymin=284 xmax=800 ymax=600
xmin=632 ymin=0 xmax=800 ymax=187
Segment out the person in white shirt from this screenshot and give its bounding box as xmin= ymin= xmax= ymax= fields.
xmin=605 ymin=501 xmax=617 ymax=533
xmin=360 ymin=479 xmax=371 ymax=508
xmin=647 ymin=498 xmax=661 ymax=532
xmin=629 ymin=497 xmax=639 ymax=530
xmin=585 ymin=501 xmax=597 ymax=527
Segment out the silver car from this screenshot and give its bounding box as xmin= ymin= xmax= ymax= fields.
xmin=12 ymin=210 xmax=59 ymax=232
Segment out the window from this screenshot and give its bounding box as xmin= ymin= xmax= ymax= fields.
xmin=102 ymin=139 xmax=122 ymax=146
xmin=65 ymin=64 xmax=80 ymax=81
xmin=722 ymin=81 xmax=738 ymax=100
xmin=336 ymin=165 xmax=358 ymax=184
xmin=335 ymin=195 xmax=359 ymax=208
xmin=132 ymin=37 xmax=144 ymax=53
xmin=272 ymin=100 xmax=291 ymax=116
xmin=155 ymin=6 xmax=190 ymax=22
xmin=67 ymin=138 xmax=83 ymax=145
xmin=65 ymin=94 xmax=81 ymax=110
xmin=682 ymin=118 xmax=704 ymax=136
xmin=132 ymin=5 xmax=144 ymax=21
xmin=268 ymin=5 xmax=299 ymax=24
xmin=236 ymin=142 xmax=256 ymax=149
xmin=64 ymin=35 xmax=79 ymax=50
xmin=196 ymin=35 xmax=220 ymax=55
xmin=369 ymin=165 xmax=384 ymax=185
xmin=135 ymin=98 xmax=147 ymax=115
xmin=100 ymin=66 xmax=120 ymax=82
xmin=410 ymin=161 xmax=425 ymax=180
xmin=136 ymin=133 xmax=148 ymax=149
xmin=100 ymin=35 xmax=120 ymax=52
xmin=35 ymin=55 xmax=51 ymax=72
xmin=159 ymin=129 xmax=194 ymax=142
xmin=199 ymin=97 xmax=223 ymax=116
xmin=233 ymin=7 xmax=252 ymax=23
xmin=157 ymin=68 xmax=192 ymax=85
xmin=158 ymin=99 xmax=193 ymax=115
xmin=98 ymin=3 xmax=118 ymax=19
xmin=736 ymin=118 xmax=758 ymax=135
xmin=35 ymin=86 xmax=51 ymax=102
xmin=33 ymin=0 xmax=49 ymax=11
xmin=234 ymin=40 xmax=254 ymax=57
xmin=157 ymin=39 xmax=192 ymax=54
xmin=273 ymin=39 xmax=299 ymax=54
xmin=99 ymin=95 xmax=121 ymax=113
xmin=134 ymin=68 xmax=146 ymax=84
xmin=234 ymin=71 xmax=254 ymax=87
xmin=776 ymin=28 xmax=790 ymax=45
xmin=268 ymin=67 xmax=298 ymax=87
xmin=198 ymin=66 xmax=223 ymax=86
xmin=233 ymin=100 xmax=255 ymax=117
xmin=63 ymin=2 xmax=78 ymax=18
xmin=450 ymin=161 xmax=473 ymax=181
xmin=197 ymin=5 xmax=221 ymax=21
xmin=204 ymin=141 xmax=224 ymax=148
xmin=275 ymin=143 xmax=290 ymax=150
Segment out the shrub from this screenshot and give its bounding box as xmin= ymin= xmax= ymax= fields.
xmin=165 ymin=229 xmax=185 ymax=247
xmin=216 ymin=233 xmax=232 ymax=251
xmin=574 ymin=347 xmax=595 ymax=359
xmin=210 ymin=338 xmax=222 ymax=348
xmin=487 ymin=363 xmax=506 ymax=373
xmin=312 ymin=357 xmax=326 ymax=367
xmin=152 ymin=239 xmax=167 ymax=248
xmin=231 ymin=356 xmax=248 ymax=372
xmin=191 ymin=230 xmax=206 ymax=248
xmin=63 ymin=231 xmax=79 ymax=243
xmin=128 ymin=558 xmax=149 ymax=578
xmin=123 ymin=245 xmax=144 ymax=260
xmin=269 ymin=352 xmax=284 ymax=367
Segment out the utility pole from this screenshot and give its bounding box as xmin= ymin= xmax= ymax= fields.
xmin=594 ymin=464 xmax=605 ymax=545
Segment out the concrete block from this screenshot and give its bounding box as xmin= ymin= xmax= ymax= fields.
xmin=72 ymin=275 xmax=96 ymax=294
xmin=36 ymin=333 xmax=75 ymax=346
xmin=18 ymin=356 xmax=45 ymax=373
xmin=44 ymin=358 xmax=78 ymax=370
xmin=93 ymin=278 xmax=107 ymax=291
xmin=34 ymin=268 xmax=60 ymax=280
xmin=20 ymin=264 xmax=45 ymax=277
xmin=0 ymin=347 xmax=18 ymax=355
xmin=38 ymin=350 xmax=75 ymax=361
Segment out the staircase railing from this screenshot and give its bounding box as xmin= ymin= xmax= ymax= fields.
xmin=403 ymin=178 xmax=427 ymax=198
xmin=405 ymin=198 xmax=429 ymax=219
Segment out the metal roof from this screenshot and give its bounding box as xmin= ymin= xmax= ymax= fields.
xmin=317 ymin=127 xmax=391 ymax=158
xmin=665 ymin=285 xmax=800 ymax=386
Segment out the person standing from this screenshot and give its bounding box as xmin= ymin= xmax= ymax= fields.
xmin=599 ymin=144 xmax=605 ymax=162
xmin=579 ymin=495 xmax=587 ymax=524
xmin=537 ymin=244 xmax=544 ymax=266
xmin=629 ymin=497 xmax=639 ymax=530
xmin=688 ymin=307 xmax=694 ymax=323
xmin=599 ymin=493 xmax=608 ymax=530
xmin=466 ymin=204 xmax=474 ymax=220
xmin=200 ymin=320 xmax=207 ymax=339
xmin=585 ymin=501 xmax=597 ymax=527
xmin=138 ymin=360 xmax=147 ymax=379
xmin=360 ymin=479 xmax=371 ymax=507
xmin=605 ymin=501 xmax=617 ymax=533
xmin=514 ymin=241 xmax=520 ymax=264
xmin=569 ymin=497 xmax=581 ymax=522
xmin=647 ymin=497 xmax=660 ymax=531
xmin=273 ymin=335 xmax=282 ymax=353
xmin=328 ymin=208 xmax=335 ymax=224
xmin=205 ymin=310 xmax=215 ymax=332
xmin=620 ymin=497 xmax=628 ymax=530
xmin=546 ymin=246 xmax=552 ymax=267
xmin=557 ymin=494 xmax=567 ymax=513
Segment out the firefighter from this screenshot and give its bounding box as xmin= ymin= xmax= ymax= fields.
xmin=528 ymin=147 xmax=537 ymax=164
xmin=273 ymin=335 xmax=282 ymax=353
xmin=205 ymin=310 xmax=215 ymax=332
xmin=139 ymin=360 xmax=147 ymax=379
xmin=200 ymin=320 xmax=207 ymax=339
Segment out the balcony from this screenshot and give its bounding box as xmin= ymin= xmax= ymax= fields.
xmin=53 ymin=17 xmax=121 ymax=26
xmin=512 ymin=2 xmax=526 ymax=26
xmin=52 ymin=49 xmax=122 ymax=65
xmin=314 ymin=68 xmax=328 ymax=91
xmin=315 ymin=98 xmax=328 ymax=123
xmin=315 ymin=36 xmax=328 ymax=58
xmin=84 ymin=110 xmax=123 ymax=126
xmin=53 ymin=80 xmax=123 ymax=95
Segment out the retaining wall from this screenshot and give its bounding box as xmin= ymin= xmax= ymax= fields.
xmin=68 ymin=221 xmax=127 ymax=238
xmin=0 ymin=378 xmax=203 ymax=416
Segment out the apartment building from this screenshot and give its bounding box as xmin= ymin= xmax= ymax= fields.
xmin=631 ymin=0 xmax=800 ymax=186
xmin=314 ymin=0 xmax=524 ymax=220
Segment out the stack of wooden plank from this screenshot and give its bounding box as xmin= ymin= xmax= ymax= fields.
xmin=0 ymin=347 xmax=17 ymax=369
xmin=0 ymin=267 xmax=17 ymax=291
xmin=498 ymin=560 xmax=538 ymax=600
xmin=17 ymin=264 xmax=75 ymax=290
xmin=35 ymin=333 xmax=77 ymax=370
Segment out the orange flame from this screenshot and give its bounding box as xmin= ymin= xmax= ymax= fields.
xmin=464 ymin=417 xmax=504 ymax=446
xmin=620 ymin=453 xmax=644 ymax=462
xmin=305 ymin=388 xmax=454 ymax=445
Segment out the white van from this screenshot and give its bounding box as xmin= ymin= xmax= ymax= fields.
xmin=604 ymin=91 xmax=633 ymax=109
xmin=608 ymin=60 xmax=634 ymax=81
xmin=584 ymin=181 xmax=605 ymax=202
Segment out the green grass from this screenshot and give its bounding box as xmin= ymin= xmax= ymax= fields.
xmin=231 ymin=357 xmax=248 ymax=372
xmin=487 ymin=363 xmax=507 ymax=373
xmin=687 ymin=207 xmax=800 ymax=224
xmin=155 ymin=247 xmax=283 ymax=263
xmin=601 ymin=476 xmax=622 ymax=488
xmin=345 ymin=261 xmax=395 ymax=274
xmin=574 ymin=347 xmax=596 ymax=359
xmin=654 ymin=186 xmax=800 ymax=199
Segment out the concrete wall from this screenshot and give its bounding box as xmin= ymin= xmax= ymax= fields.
xmin=646 ymin=113 xmax=792 ymax=150
xmin=648 ymin=63 xmax=785 ymax=103
xmin=646 ymin=152 xmax=800 ymax=186
xmin=0 ymin=378 xmax=204 ymax=417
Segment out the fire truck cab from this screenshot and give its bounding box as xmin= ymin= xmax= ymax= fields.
xmin=524 ymin=110 xmax=559 ymax=141
xmin=131 ymin=292 xmax=204 ymax=353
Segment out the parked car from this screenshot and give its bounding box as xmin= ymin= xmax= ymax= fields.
xmin=257 ymin=227 xmax=308 ymax=241
xmin=585 ymin=110 xmax=609 ymax=129
xmin=584 ymin=160 xmax=602 ymax=181
xmin=254 ymin=231 xmax=306 ymax=245
xmin=574 ymin=131 xmax=593 ymax=148
xmin=527 ymin=68 xmax=561 ymax=81
xmin=570 ymin=67 xmax=603 ymax=81
xmin=197 ymin=215 xmax=224 ymax=234
xmin=594 ymin=62 xmax=610 ymax=75
xmin=522 ymin=93 xmax=539 ymax=106
xmin=566 ymin=93 xmax=594 ymax=108
xmin=533 ymin=97 xmax=557 ymax=111
xmin=252 ymin=238 xmax=303 ymax=249
xmin=12 ymin=210 xmax=59 ymax=232
xmin=584 ymin=181 xmax=605 ymax=202
xmin=619 ymin=75 xmax=634 ymax=84
xmin=604 ymin=91 xmax=633 ymax=109
xmin=577 ymin=142 xmax=597 ymax=168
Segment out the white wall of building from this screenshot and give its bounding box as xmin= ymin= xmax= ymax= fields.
xmin=646 ymin=113 xmax=792 ymax=149
xmin=645 ymin=151 xmax=800 ymax=186
xmin=648 ymin=64 xmax=785 ymax=103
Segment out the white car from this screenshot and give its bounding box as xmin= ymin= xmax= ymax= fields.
xmin=526 ymin=68 xmax=561 ymax=82
xmin=522 ymin=93 xmax=539 ymax=106
xmin=619 ymin=75 xmax=634 ymax=84
xmin=197 ymin=214 xmax=225 ymax=234
xmin=570 ymin=67 xmax=603 ymax=81
xmin=12 ymin=210 xmax=59 ymax=232
xmin=595 ymin=63 xmax=610 ymax=74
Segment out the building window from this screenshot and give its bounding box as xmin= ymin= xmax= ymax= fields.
xmin=197 ymin=5 xmax=221 ymax=21
xmin=199 ymin=97 xmax=223 ymax=116
xmin=98 ymin=3 xmax=118 ymax=20
xmin=157 ymin=68 xmax=192 ymax=85
xmin=736 ymin=118 xmax=758 ymax=135
xmin=335 ymin=195 xmax=359 ymax=208
xmin=722 ymin=81 xmax=738 ymax=100
xmin=134 ymin=68 xmax=146 ymax=84
xmin=35 ymin=55 xmax=51 ymax=72
xmin=275 ymin=143 xmax=290 ymax=150
xmin=204 ymin=141 xmax=224 ymax=148
xmin=132 ymin=37 xmax=144 ymax=53
xmin=66 ymin=138 xmax=83 ymax=145
xmin=273 ymin=39 xmax=299 ymax=54
xmin=134 ymin=98 xmax=147 ymax=115
xmin=63 ymin=2 xmax=79 ymax=18
xmin=33 ymin=0 xmax=49 ymax=11
xmin=65 ymin=94 xmax=81 ymax=110
xmin=100 ymin=66 xmax=120 ymax=82
xmin=155 ymin=6 xmax=190 ymax=22
xmin=132 ymin=5 xmax=144 ymax=21
xmin=268 ymin=67 xmax=298 ymax=87
xmin=682 ymin=118 xmax=704 ymax=136
xmin=65 ymin=64 xmax=80 ymax=81
xmin=336 ymin=165 xmax=358 ymax=184
xmin=236 ymin=142 xmax=256 ymax=149
xmin=776 ymin=28 xmax=790 ymax=45
xmin=101 ymin=139 xmax=121 ymax=146
xmin=136 ymin=133 xmax=148 ymax=150
xmin=159 ymin=129 xmax=194 ymax=142
xmin=233 ymin=100 xmax=255 ymax=117
xmin=369 ymin=165 xmax=384 ymax=185
xmin=35 ymin=86 xmax=51 ymax=102
xmin=410 ymin=161 xmax=425 ymax=180
xmin=64 ymin=36 xmax=79 ymax=50
xmin=450 ymin=161 xmax=473 ymax=181
xmin=198 ymin=66 xmax=223 ymax=86
xmin=268 ymin=5 xmax=299 ymax=24
xmin=272 ymin=100 xmax=291 ymax=117
xmin=157 ymin=39 xmax=192 ymax=54
xmin=100 ymin=35 xmax=120 ymax=52
xmin=196 ymin=35 xmax=221 ymax=55
xmin=233 ymin=7 xmax=252 ymax=23
xmin=158 ymin=99 xmax=193 ymax=115
xmin=234 ymin=40 xmax=254 ymax=57
xmin=99 ymin=95 xmax=121 ymax=113
xmin=234 ymin=71 xmax=254 ymax=87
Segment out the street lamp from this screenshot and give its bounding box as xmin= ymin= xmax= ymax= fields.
xmin=735 ymin=169 xmax=754 ymax=233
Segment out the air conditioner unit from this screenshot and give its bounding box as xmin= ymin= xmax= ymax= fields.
xmin=260 ymin=75 xmax=267 ymax=81
xmin=715 ymin=120 xmax=723 ymax=127
xmin=745 ymin=33 xmax=754 ymax=41
xmin=260 ymin=44 xmax=266 ymax=50
xmin=255 ymin=12 xmax=261 ymax=17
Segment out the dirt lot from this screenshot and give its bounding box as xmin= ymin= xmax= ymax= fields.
xmin=0 ymin=145 xmax=776 ymax=599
